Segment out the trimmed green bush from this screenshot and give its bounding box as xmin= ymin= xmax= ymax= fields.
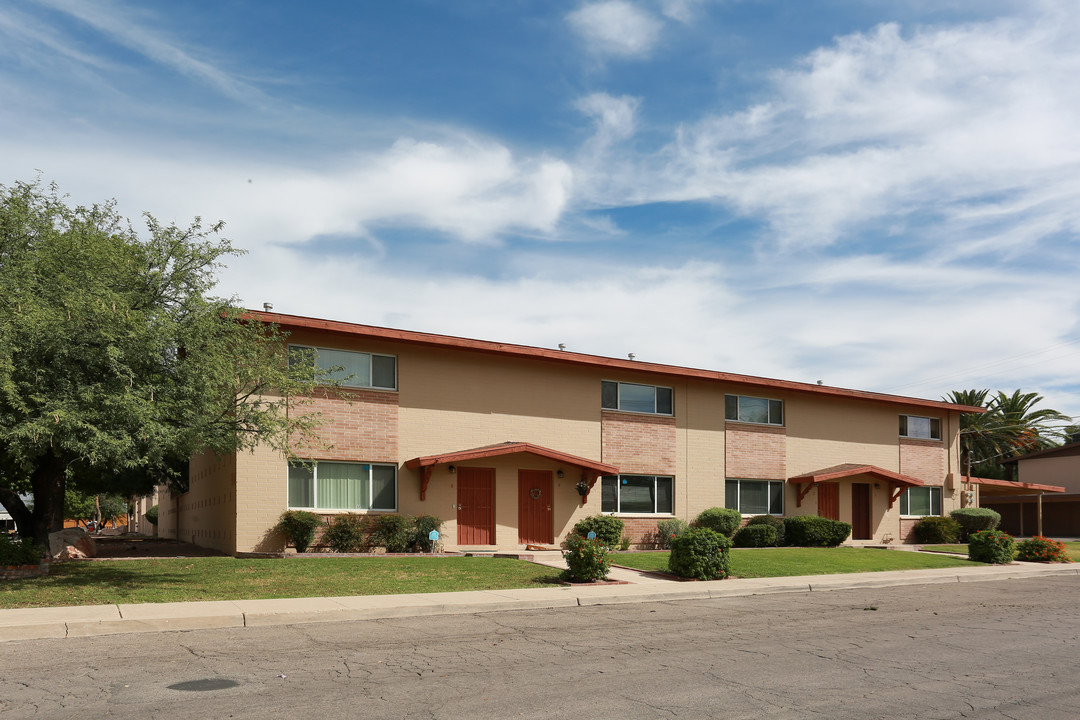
xmin=912 ymin=516 xmax=961 ymax=544
xmin=733 ymin=524 xmax=778 ymax=548
xmin=668 ymin=527 xmax=732 ymax=580
xmin=693 ymin=507 xmax=742 ymax=538
xmin=275 ymin=510 xmax=323 ymax=553
xmin=968 ymin=529 xmax=1015 ymax=564
xmin=562 ymin=533 xmax=611 ymax=582
xmin=323 ymin=513 xmax=374 ymax=553
xmin=369 ymin=514 xmax=414 ymax=553
xmin=784 ymin=515 xmax=851 ymax=547
xmin=0 ymin=534 xmax=40 ymax=566
xmin=572 ymin=515 xmax=624 ymax=546
xmin=745 ymin=515 xmax=785 ymax=546
xmin=654 ymin=518 xmax=689 ymax=549
xmin=144 ymin=504 xmax=158 ymax=526
xmin=1016 ymin=536 xmax=1071 ymax=563
xmin=950 ymin=508 xmax=1000 ymax=541
xmin=411 ymin=514 xmax=443 ymax=552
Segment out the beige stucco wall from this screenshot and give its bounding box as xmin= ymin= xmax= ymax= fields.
xmin=1017 ymin=455 xmax=1080 ymax=492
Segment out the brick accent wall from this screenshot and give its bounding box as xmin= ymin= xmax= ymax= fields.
xmin=899 ymin=517 xmax=919 ymax=543
xmin=619 ymin=517 xmax=663 ymax=547
xmin=725 ymin=423 xmax=786 ymax=479
xmin=0 ymin=560 xmax=49 ymax=579
xmin=601 ymin=411 xmax=676 ymax=474
xmin=899 ymin=439 xmax=944 ymax=483
xmin=291 ymin=389 xmax=399 ymax=462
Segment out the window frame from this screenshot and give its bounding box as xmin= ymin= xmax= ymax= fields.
xmin=725 ymin=478 xmax=785 ymax=516
xmin=899 ymin=486 xmax=942 ymax=517
xmin=600 ymin=474 xmax=675 ymax=515
xmin=899 ymin=414 xmax=941 ymax=440
xmin=289 ymin=344 xmax=398 ymax=391
xmin=287 ymin=460 xmax=398 ymax=512
xmin=601 ymin=380 xmax=674 ymax=416
xmin=725 ymin=394 xmax=784 ymax=426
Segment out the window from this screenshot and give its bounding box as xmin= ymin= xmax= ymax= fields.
xmin=290 ymin=345 xmax=397 ymax=390
xmin=288 ymin=461 xmax=397 ymax=511
xmin=600 ymin=475 xmax=674 ymax=514
xmin=725 ymin=395 xmax=783 ymax=426
xmin=725 ymin=479 xmax=785 ymax=515
xmin=601 ymin=381 xmax=673 ymax=415
xmin=899 ymin=415 xmax=940 ymax=440
xmin=899 ymin=486 xmax=942 ymax=516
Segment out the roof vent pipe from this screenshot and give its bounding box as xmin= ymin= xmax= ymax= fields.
xmin=558 ymin=343 xmax=566 ymax=351
xmin=263 ymin=303 xmax=273 ymax=312
xmin=628 ymin=353 xmax=636 ymax=361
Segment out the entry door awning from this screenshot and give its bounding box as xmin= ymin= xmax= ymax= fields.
xmin=788 ymin=463 xmax=926 ymax=509
xmin=405 ymin=441 xmax=619 ymax=501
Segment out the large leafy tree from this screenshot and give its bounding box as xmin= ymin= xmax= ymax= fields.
xmin=0 ymin=180 xmax=331 ymax=548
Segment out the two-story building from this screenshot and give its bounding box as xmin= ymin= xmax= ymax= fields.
xmin=150 ymin=310 xmax=983 ymax=554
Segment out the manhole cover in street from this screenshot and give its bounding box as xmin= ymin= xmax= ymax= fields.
xmin=166 ymin=678 xmax=240 ymax=692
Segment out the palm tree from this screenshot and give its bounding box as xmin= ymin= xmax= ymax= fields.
xmin=946 ymin=389 xmax=1003 ymax=478
xmin=991 ymin=390 xmax=1071 ymax=480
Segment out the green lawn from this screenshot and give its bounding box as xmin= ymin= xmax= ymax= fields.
xmin=0 ymin=557 xmax=562 ymax=609
xmin=922 ymin=540 xmax=1080 ymax=562
xmin=612 ymin=547 xmax=979 ymax=577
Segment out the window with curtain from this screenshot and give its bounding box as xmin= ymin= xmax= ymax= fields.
xmin=289 ymin=345 xmax=397 ymax=390
xmin=725 ymin=479 xmax=785 ymax=515
xmin=899 ymin=486 xmax=942 ymax=516
xmin=288 ymin=461 xmax=397 ymax=511
xmin=725 ymin=395 xmax=784 ymax=425
xmin=600 ymin=475 xmax=674 ymax=514
xmin=899 ymin=415 xmax=941 ymax=440
xmin=601 ymin=381 xmax=673 ymax=415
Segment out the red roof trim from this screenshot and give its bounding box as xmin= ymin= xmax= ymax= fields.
xmin=246 ymin=310 xmax=984 ymax=414
xmin=965 ymin=476 xmax=1065 ymax=494
xmin=404 ymin=442 xmax=618 ymax=475
xmin=999 ymin=440 xmax=1080 ymax=465
xmin=789 ymin=463 xmax=926 ymax=488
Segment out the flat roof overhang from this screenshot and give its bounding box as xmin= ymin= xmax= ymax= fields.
xmin=405 ymin=442 xmax=618 ymax=502
xmin=966 ymin=476 xmax=1066 ymax=497
xmin=788 ymin=464 xmax=926 ymax=509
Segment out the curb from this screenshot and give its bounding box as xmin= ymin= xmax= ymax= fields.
xmin=1 ymin=564 xmax=1076 ymax=643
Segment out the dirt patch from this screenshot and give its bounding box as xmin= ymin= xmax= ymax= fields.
xmin=87 ymin=536 xmax=228 ymax=560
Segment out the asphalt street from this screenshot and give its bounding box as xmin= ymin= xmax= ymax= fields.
xmin=3 ymin=575 xmax=1078 ymax=719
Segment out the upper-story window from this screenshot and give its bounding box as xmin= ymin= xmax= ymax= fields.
xmin=290 ymin=345 xmax=397 ymax=390
xmin=602 ymin=381 xmax=673 ymax=415
xmin=725 ymin=394 xmax=784 ymax=426
xmin=900 ymin=415 xmax=940 ymax=440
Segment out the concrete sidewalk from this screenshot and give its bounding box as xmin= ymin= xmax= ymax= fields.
xmin=2 ymin=560 xmax=1076 ymax=643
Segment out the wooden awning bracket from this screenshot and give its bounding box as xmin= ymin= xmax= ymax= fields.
xmin=420 ymin=466 xmax=433 ymax=501
xmin=888 ymin=484 xmax=905 ymax=509
xmin=795 ymin=482 xmax=814 ymax=508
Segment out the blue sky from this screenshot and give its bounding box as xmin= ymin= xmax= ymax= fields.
xmin=2 ymin=0 xmax=1079 ymax=425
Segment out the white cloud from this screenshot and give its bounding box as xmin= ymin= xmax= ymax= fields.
xmin=567 ymin=1 xmax=663 ymax=58
xmin=575 ymin=92 xmax=640 ymax=145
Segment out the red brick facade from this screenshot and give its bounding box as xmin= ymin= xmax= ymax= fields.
xmin=601 ymin=411 xmax=676 ymax=474
xmin=725 ymin=423 xmax=786 ymax=479
xmin=899 ymin=439 xmax=944 ymax=483
xmin=291 ymin=389 xmax=399 ymax=463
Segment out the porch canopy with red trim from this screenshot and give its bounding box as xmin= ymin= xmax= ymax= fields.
xmin=788 ymin=463 xmax=925 ymax=509
xmin=965 ymin=476 xmax=1065 ymax=497
xmin=404 ymin=442 xmax=619 ymax=501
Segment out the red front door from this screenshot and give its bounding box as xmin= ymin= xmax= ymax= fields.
xmin=518 ymin=470 xmax=554 ymax=545
xmin=819 ymin=482 xmax=840 ymax=521
xmin=457 ymin=467 xmax=495 ymax=545
xmin=851 ymin=483 xmax=871 ymax=540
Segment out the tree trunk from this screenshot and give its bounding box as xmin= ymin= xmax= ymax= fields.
xmin=0 ymin=486 xmax=32 ymax=536
xmin=28 ymin=451 xmax=67 ymax=550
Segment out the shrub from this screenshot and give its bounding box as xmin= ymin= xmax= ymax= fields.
xmin=744 ymin=515 xmax=785 ymax=546
xmin=0 ymin=534 xmax=41 ymax=566
xmin=668 ymin=528 xmax=732 ymax=580
xmin=692 ymin=507 xmax=742 ymax=538
xmin=323 ymin=513 xmax=374 ymax=553
xmin=411 ymin=514 xmax=443 ymax=552
xmin=275 ymin=510 xmax=323 ymax=553
xmin=733 ymin=524 xmax=778 ymax=548
xmin=950 ymin=508 xmax=1001 ymax=541
xmin=368 ymin=514 xmax=414 ymax=553
xmin=968 ymin=529 xmax=1015 ymax=564
xmin=1016 ymin=536 xmax=1071 ymax=563
xmin=912 ymin=516 xmax=961 ymax=544
xmin=784 ymin=516 xmax=851 ymax=547
xmin=653 ymin=518 xmax=689 ymax=549
xmin=618 ymin=535 xmax=632 ymax=551
xmin=562 ymin=533 xmax=611 ymax=582
xmin=571 ymin=515 xmax=624 ymax=547
xmin=144 ymin=504 xmax=158 ymax=526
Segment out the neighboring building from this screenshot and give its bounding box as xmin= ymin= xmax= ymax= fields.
xmin=984 ymin=441 xmax=1080 ymax=536
xmin=154 ymin=311 xmax=984 ymax=554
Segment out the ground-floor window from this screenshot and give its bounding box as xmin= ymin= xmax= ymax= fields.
xmin=601 ymin=475 xmax=674 ymax=514
xmin=288 ymin=461 xmax=397 ymax=511
xmin=726 ymin=478 xmax=784 ymax=515
xmin=899 ymin=486 xmax=941 ymax=516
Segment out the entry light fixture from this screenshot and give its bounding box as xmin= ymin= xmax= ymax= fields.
xmin=556 ymin=470 xmax=565 ymax=479
xmin=448 ymin=465 xmax=456 ymax=474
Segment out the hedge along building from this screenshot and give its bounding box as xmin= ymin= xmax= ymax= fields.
xmin=151 ymin=311 xmax=984 ymax=554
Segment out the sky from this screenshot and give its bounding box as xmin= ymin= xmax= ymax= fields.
xmin=1 ymin=0 xmax=1079 ymax=426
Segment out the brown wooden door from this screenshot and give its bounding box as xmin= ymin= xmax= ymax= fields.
xmin=851 ymin=483 xmax=871 ymax=540
xmin=457 ymin=467 xmax=495 ymax=545
xmin=819 ymin=482 xmax=840 ymax=521
xmin=518 ymin=470 xmax=554 ymax=545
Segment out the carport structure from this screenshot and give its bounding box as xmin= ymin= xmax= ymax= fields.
xmin=968 ymin=476 xmax=1065 ymax=537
